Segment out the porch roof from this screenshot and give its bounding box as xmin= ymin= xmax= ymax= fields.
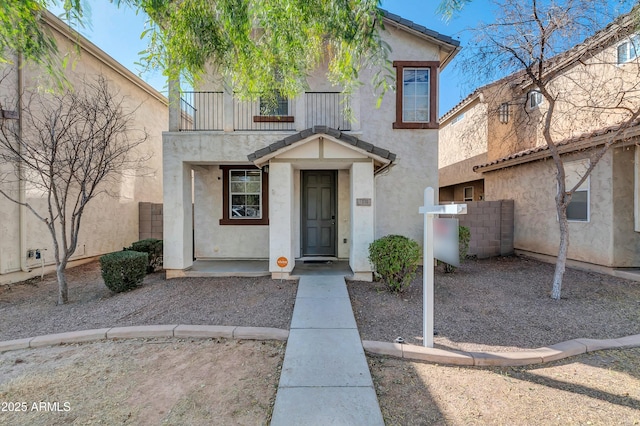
xmin=247 ymin=125 xmax=397 ymax=165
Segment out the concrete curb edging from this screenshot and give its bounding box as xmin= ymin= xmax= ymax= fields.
xmin=0 ymin=325 xmax=289 ymax=353
xmin=3 ymin=327 xmax=639 ymax=367
xmin=363 ymin=333 xmax=640 ymax=367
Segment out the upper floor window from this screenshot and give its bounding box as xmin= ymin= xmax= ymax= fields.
xmin=528 ymin=90 xmax=543 ymax=109
xmin=498 ymin=102 xmax=510 ymax=123
xmin=253 ymin=93 xmax=294 ymax=123
xmin=393 ymin=61 xmax=439 ymax=129
xmin=260 ymin=93 xmax=289 ymax=116
xmin=617 ymin=34 xmax=640 ymax=64
xmin=463 ymin=186 xmax=474 ymax=202
xmin=451 ymin=113 xmax=465 ymax=125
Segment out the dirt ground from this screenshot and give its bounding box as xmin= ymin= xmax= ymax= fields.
xmin=0 ymin=338 xmax=285 ymax=425
xmin=370 ymin=348 xmax=640 ymax=425
xmin=1 ymin=257 xmax=639 ymax=424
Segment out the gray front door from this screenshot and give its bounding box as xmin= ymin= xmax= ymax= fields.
xmin=302 ymin=170 xmax=337 ymax=256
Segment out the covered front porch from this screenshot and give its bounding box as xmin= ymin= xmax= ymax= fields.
xmin=163 ymin=126 xmax=395 ymax=281
xmin=169 ymin=258 xmax=353 ymax=278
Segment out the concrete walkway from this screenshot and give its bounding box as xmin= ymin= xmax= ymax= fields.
xmin=270 ymin=275 xmax=384 ymax=425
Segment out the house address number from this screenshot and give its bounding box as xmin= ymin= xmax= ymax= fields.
xmin=356 ymin=198 xmax=372 ymax=206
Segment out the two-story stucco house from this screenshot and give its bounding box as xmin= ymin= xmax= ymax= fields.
xmin=162 ymin=10 xmax=460 ymax=280
xmin=439 ymin=11 xmax=640 ymax=271
xmin=0 ymin=11 xmax=167 ymax=284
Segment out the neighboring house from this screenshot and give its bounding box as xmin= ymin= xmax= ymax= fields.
xmin=0 ymin=11 xmax=167 ymax=284
xmin=162 ymin=10 xmax=461 ymax=280
xmin=438 ymin=74 xmax=519 ymax=203
xmin=439 ymin=12 xmax=640 ymax=269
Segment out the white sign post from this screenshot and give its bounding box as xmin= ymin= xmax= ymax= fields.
xmin=418 ymin=187 xmax=467 ymax=347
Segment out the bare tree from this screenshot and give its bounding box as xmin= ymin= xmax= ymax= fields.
xmin=0 ymin=75 xmax=148 ymax=304
xmin=462 ymin=0 xmax=640 ymax=298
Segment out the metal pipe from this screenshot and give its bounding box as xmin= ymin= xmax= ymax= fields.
xmin=17 ymin=53 xmax=30 ymax=273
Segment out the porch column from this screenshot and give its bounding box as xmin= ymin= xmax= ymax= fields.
xmin=350 ymin=161 xmax=375 ymax=281
xmin=163 ymin=161 xmax=193 ymax=276
xmin=269 ymin=162 xmax=295 ymax=278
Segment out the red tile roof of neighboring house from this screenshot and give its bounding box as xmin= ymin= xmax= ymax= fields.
xmin=473 ymin=120 xmax=640 ymax=173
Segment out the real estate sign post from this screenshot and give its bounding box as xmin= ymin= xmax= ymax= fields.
xmin=419 ymin=187 xmax=467 ymax=347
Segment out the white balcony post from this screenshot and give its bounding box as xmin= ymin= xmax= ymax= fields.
xmin=223 ymin=91 xmax=234 ymax=132
xmin=295 ymin=93 xmax=306 ymax=131
xmin=168 ymin=78 xmax=181 ymax=132
xmin=350 ymin=87 xmax=361 ymax=132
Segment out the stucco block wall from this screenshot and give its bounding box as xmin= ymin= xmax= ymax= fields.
xmin=445 ymin=200 xmax=514 ymax=258
xmin=139 ymin=202 xmax=163 ymax=241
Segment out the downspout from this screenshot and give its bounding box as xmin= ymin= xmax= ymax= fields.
xmin=17 ymin=54 xmax=30 ymax=273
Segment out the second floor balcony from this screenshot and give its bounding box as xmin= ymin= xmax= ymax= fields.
xmin=178 ymin=91 xmax=353 ymax=132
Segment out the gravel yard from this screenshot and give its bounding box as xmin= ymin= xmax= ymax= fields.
xmin=1 ymin=255 xmax=639 ymax=425
xmin=349 ymin=256 xmax=640 ymax=352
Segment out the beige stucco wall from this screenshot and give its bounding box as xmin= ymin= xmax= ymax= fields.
xmin=0 ymin=15 xmax=167 ymax=283
xmin=163 ymin=21 xmax=450 ymax=268
xmin=611 ymin=145 xmax=640 ymax=266
xmin=483 ymin=150 xmax=629 ymax=267
xmin=362 ymin=26 xmax=442 ymax=244
xmin=439 ymin=99 xmax=488 ymax=168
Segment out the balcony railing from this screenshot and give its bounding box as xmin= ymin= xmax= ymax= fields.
xmin=179 ymin=91 xmax=352 ymax=131
xmin=179 ymin=91 xmax=224 ymax=131
xmin=305 ymin=92 xmax=351 ymax=131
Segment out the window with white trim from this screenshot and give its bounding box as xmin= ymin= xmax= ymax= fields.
xmin=617 ymin=34 xmax=640 ymax=64
xmin=528 ymin=90 xmax=543 ymax=109
xmin=260 ymin=93 xmax=289 ymax=116
xmin=402 ymin=68 xmax=430 ymax=122
xmin=451 ymin=113 xmax=465 ymax=125
xmin=463 ymin=186 xmax=474 ymax=202
xmin=565 ymin=159 xmax=590 ymax=222
xmin=220 ymin=165 xmax=269 ymax=225
xmin=230 ymin=170 xmax=262 ymax=218
xmin=392 ymin=61 xmax=439 ymax=129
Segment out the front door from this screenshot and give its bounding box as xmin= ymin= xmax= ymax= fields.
xmin=302 ymin=170 xmax=337 ymax=256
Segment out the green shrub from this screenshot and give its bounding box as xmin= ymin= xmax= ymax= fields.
xmin=368 ymin=235 xmax=421 ymax=293
xmin=443 ymin=226 xmax=471 ymax=273
xmin=126 ymin=238 xmax=163 ymax=273
xmin=100 ymin=251 xmax=148 ymax=293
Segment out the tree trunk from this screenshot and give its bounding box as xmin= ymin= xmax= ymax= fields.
xmin=551 ymin=205 xmax=570 ymax=300
xmin=56 ymin=261 xmax=69 ymax=305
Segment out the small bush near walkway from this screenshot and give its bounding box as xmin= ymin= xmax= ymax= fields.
xmin=100 ymin=251 xmax=148 ymax=293
xmin=368 ymin=235 xmax=420 ymax=293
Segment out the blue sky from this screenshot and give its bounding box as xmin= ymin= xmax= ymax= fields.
xmin=50 ymin=1 xmax=497 ymax=114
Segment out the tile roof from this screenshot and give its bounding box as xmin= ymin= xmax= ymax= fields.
xmin=473 ymin=120 xmax=640 ymax=172
xmin=247 ymin=126 xmax=397 ymax=163
xmin=380 ymin=9 xmax=460 ymax=48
